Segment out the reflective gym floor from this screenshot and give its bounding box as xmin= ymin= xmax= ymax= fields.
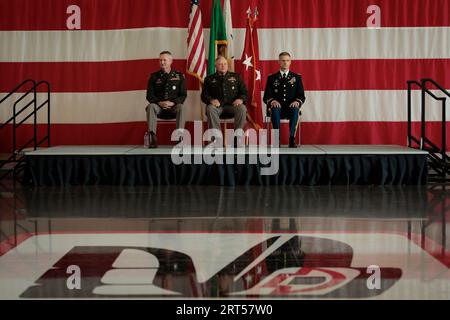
xmin=0 ymin=180 xmax=449 ymax=299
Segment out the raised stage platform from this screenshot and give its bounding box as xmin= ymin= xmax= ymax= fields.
xmin=23 ymin=145 xmax=428 ymax=186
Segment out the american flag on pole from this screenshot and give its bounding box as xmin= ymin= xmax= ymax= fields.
xmin=187 ymin=0 xmax=207 ymax=83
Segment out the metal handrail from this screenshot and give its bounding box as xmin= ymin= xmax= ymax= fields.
xmin=0 ymin=85 xmax=36 ymax=130
xmin=407 ymin=78 xmax=449 ymax=181
xmin=422 ymin=78 xmax=450 ymax=98
xmin=407 ymin=80 xmax=423 ymax=148
xmin=0 ymin=79 xmax=51 ymax=181
xmin=420 ymin=79 xmax=447 ymax=161
xmin=0 ymin=79 xmax=35 ymax=104
xmin=35 ymin=81 xmax=51 ymax=147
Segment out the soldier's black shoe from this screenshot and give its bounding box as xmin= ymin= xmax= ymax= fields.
xmin=289 ymin=137 xmax=298 ymax=148
xmin=149 ymin=132 xmax=158 ymax=148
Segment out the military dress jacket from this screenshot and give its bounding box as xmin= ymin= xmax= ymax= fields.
xmin=146 ymin=69 xmax=187 ymax=105
xmin=263 ymin=71 xmax=305 ymax=109
xmin=201 ymin=72 xmax=247 ymax=106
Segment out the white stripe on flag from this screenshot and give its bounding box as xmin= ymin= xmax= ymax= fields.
xmin=1 ymin=90 xmax=448 ymax=124
xmin=2 ymin=27 xmax=450 ymax=62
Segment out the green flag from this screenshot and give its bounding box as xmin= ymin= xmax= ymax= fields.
xmin=208 ymin=0 xmax=228 ymax=75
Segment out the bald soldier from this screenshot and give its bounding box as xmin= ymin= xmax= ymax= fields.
xmin=201 ymin=56 xmax=247 ymax=142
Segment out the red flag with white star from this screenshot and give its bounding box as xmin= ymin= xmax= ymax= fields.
xmin=240 ymin=6 xmax=263 ymax=130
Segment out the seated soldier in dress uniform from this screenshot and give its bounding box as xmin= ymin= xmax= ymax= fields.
xmin=263 ymin=52 xmax=306 ymax=148
xmin=146 ymin=51 xmax=187 ymax=148
xmin=201 ymin=56 xmax=247 ymax=145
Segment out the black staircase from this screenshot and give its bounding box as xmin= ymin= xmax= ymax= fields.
xmin=0 ymin=79 xmax=51 ymax=182
xmin=407 ymin=78 xmax=449 ymax=182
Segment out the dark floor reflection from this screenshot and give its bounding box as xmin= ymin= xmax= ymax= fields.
xmin=18 ymin=185 xmax=429 ymax=219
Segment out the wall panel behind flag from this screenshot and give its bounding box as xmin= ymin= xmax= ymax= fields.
xmin=1 ymin=0 xmax=449 ymax=151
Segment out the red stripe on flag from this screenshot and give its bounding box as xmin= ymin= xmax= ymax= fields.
xmin=1 ymin=0 xmax=449 ymax=30
xmin=2 ymin=59 xmax=449 ymax=93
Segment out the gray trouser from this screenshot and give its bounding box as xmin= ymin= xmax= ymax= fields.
xmin=146 ymin=103 xmax=186 ymax=133
xmin=205 ymin=104 xmax=247 ymax=131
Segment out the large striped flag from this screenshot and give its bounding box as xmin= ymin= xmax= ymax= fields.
xmin=187 ymin=0 xmax=207 ymax=82
xmin=0 ymin=0 xmax=449 ymax=151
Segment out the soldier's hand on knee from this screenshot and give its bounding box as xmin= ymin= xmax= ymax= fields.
xmin=158 ymin=101 xmax=167 ymax=109
xmin=271 ymin=100 xmax=281 ymax=108
xmin=158 ymin=101 xmax=171 ymax=109
xmin=232 ymin=99 xmax=243 ymax=107
xmin=290 ymin=101 xmax=300 ymax=108
xmin=210 ymin=99 xmax=221 ymax=107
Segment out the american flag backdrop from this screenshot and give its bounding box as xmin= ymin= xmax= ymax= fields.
xmin=187 ymin=0 xmax=207 ymax=83
xmin=0 ymin=0 xmax=449 ymax=151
